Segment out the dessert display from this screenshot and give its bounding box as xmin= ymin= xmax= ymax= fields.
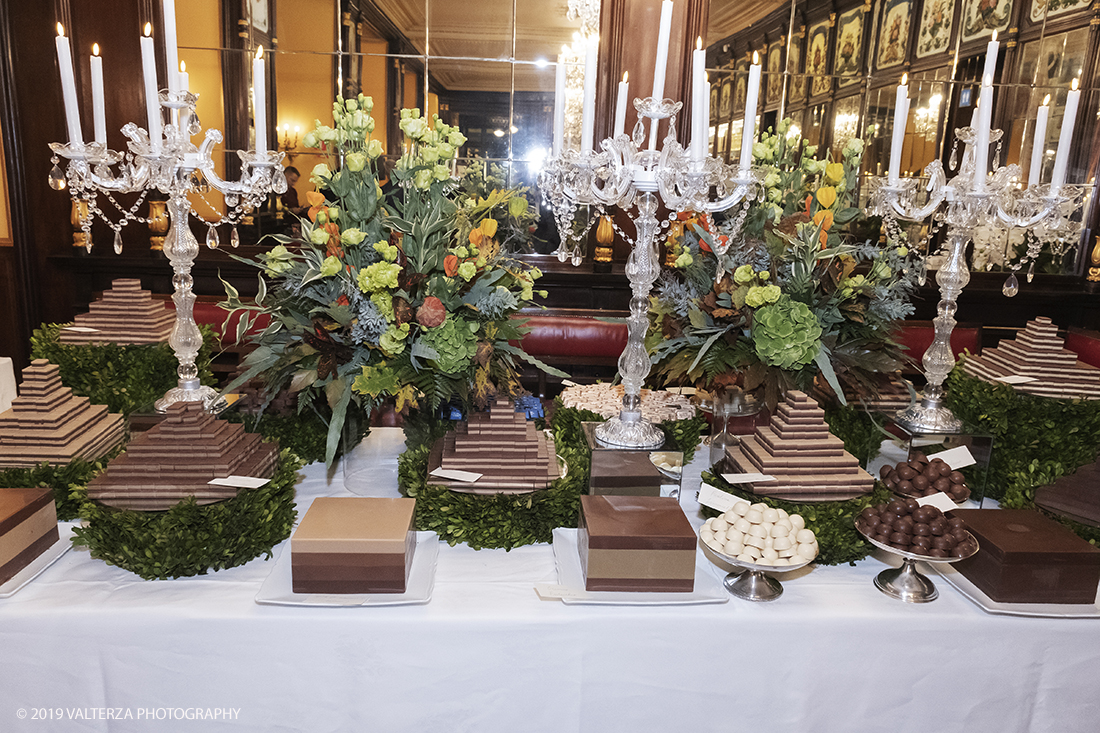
xmin=291 ymin=497 xmax=417 ymax=594
xmin=582 ymin=422 xmax=683 ymax=497
xmin=1033 ymin=457 xmax=1100 ymax=529
xmin=855 ymin=499 xmax=978 ymax=603
xmin=561 ymin=383 xmax=696 ymax=423
xmin=723 ymin=390 xmax=874 ymax=501
xmin=58 ymin=278 xmax=175 ymax=345
xmin=578 ymin=495 xmax=696 ymax=592
xmin=951 ymin=509 xmax=1100 ymax=605
xmin=427 ymin=399 xmax=559 ymax=494
xmin=962 ymin=316 xmax=1100 ymax=399
xmin=0 ymin=355 xmax=15 ymax=414
xmin=699 ymin=501 xmax=818 ymax=567
xmin=879 ymin=453 xmax=970 ymax=503
xmin=0 ymin=360 xmax=125 ymax=468
xmin=86 ymin=402 xmax=278 ymax=511
xmin=0 ymin=487 xmax=60 ymax=586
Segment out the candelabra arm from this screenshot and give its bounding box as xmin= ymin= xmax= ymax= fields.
xmin=890 ymin=161 xmax=948 ymax=222
xmin=995 ymin=192 xmax=1062 ymax=229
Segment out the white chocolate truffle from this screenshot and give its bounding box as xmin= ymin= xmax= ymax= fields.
xmin=796 ymin=543 xmax=817 ymax=560
xmin=711 ymin=517 xmax=729 ymax=533
xmin=745 ymin=545 xmax=762 ymax=559
xmin=761 ymin=508 xmax=780 ymax=524
xmin=776 ymin=508 xmax=790 ymax=520
xmin=773 ymin=536 xmax=793 ymax=551
xmin=725 ymin=527 xmax=745 ymax=543
xmin=770 ymin=523 xmax=789 ymax=538
xmin=779 ymin=548 xmax=797 ymax=558
xmin=724 ymin=540 xmax=745 ymax=556
xmin=772 ymin=557 xmax=789 ymax=567
xmin=762 ymin=547 xmax=779 ymax=561
xmin=750 ymin=503 xmax=768 ymax=512
xmin=744 ymin=534 xmax=766 ymax=549
xmin=790 ymin=514 xmax=806 ymax=531
xmin=796 ymin=528 xmax=816 ymax=544
xmin=733 ymin=518 xmax=752 ymax=533
xmin=756 ymin=557 xmax=775 ymax=567
xmin=700 ymin=528 xmax=715 ymax=545
xmin=736 ymin=552 xmax=757 ymax=564
xmin=775 ymin=518 xmax=793 ymax=534
xmin=745 ymin=509 xmax=763 ymax=524
xmin=763 ymin=536 xmax=775 ymax=549
xmin=748 ymin=524 xmax=768 ymax=539
xmin=732 ymin=501 xmax=751 ymax=517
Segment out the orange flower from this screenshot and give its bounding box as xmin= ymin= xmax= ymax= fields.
xmin=306 ymin=191 xmax=326 ymax=222
xmin=336 ymin=294 xmax=350 ymax=306
xmin=444 ymin=254 xmax=459 ymax=277
xmin=469 ymin=227 xmax=484 ymax=246
xmin=813 ymin=210 xmax=834 ymax=248
xmin=326 ymin=241 xmax=345 ymax=258
xmin=804 ymin=194 xmax=813 ymax=216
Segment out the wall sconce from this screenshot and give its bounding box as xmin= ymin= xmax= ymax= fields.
xmin=279 ymin=123 xmax=301 ymax=159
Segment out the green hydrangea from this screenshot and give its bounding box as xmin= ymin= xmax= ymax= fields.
xmin=458 ymin=261 xmax=477 ymax=281
xmin=371 ymin=292 xmax=394 ymax=321
xmin=379 ymin=323 xmax=410 ymax=355
xmin=373 ymin=240 xmax=399 ymax=262
xmin=358 ymin=261 xmax=401 ymax=293
xmin=745 ymin=284 xmax=781 ymax=307
xmin=420 ymin=315 xmax=478 ymax=374
xmin=753 ymin=296 xmax=822 ymax=370
xmin=734 ymin=265 xmax=755 ymax=284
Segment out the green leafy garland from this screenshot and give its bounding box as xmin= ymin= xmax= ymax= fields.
xmin=700 ymin=471 xmax=891 ymax=565
xmin=0 ymin=445 xmax=124 ymax=521
xmin=822 ymin=402 xmax=885 ymax=467
xmin=397 ymin=404 xmax=706 ymax=550
xmin=30 ymin=323 xmax=216 ymax=416
xmin=71 ymin=449 xmax=302 ymax=580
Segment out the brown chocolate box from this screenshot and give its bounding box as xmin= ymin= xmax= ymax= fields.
xmin=578 ymin=495 xmax=696 ymax=592
xmin=952 ymin=509 xmax=1100 ymax=604
xmin=1 ymin=488 xmax=60 ymax=586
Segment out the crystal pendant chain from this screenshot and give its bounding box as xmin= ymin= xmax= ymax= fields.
xmin=206 ymin=226 xmax=219 ymax=249
xmin=113 ymin=230 xmax=123 ymax=254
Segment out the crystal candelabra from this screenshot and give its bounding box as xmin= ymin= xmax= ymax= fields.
xmin=49 ymin=88 xmax=286 ymax=413
xmin=869 ymin=124 xmax=1082 ymax=433
xmin=540 ymin=97 xmax=757 ymax=448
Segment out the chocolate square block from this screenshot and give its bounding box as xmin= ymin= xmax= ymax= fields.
xmin=0 ymin=488 xmax=60 ymax=585
xmin=578 ymin=495 xmax=696 ymax=592
xmin=952 ymin=509 xmax=1100 ymax=604
xmin=581 ymin=422 xmax=683 ymax=498
xmin=292 ymin=497 xmax=416 ymax=594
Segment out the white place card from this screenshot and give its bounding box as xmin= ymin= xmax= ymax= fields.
xmin=933 ymin=445 xmax=976 ymax=470
xmin=665 ymin=386 xmax=697 ymax=396
xmin=63 ymin=326 xmax=100 ymax=333
xmin=721 ymin=472 xmax=775 ymax=484
xmin=917 ymin=492 xmax=960 ymax=514
xmin=561 ymin=379 xmax=580 ymax=387
xmin=698 ymin=482 xmax=737 ymax=513
xmin=534 ymin=584 xmax=586 ymax=601
xmin=995 ymin=375 xmax=1037 ymax=385
xmin=429 ymin=468 xmax=482 ymax=483
xmin=208 ymin=475 xmax=270 ymax=489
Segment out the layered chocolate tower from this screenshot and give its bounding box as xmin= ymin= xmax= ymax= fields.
xmin=86 ymin=402 xmax=277 ymax=510
xmin=428 ymin=399 xmax=558 ymax=494
xmin=962 ymin=317 xmax=1100 ymax=399
xmin=59 ymin=278 xmax=175 ymax=345
xmin=724 ymin=390 xmax=873 ymax=501
xmin=0 ymin=487 xmax=60 ymax=585
xmin=0 ymin=360 xmax=125 ymax=468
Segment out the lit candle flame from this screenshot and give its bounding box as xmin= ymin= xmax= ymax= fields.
xmin=57 ymin=23 xmax=64 ymax=37
xmin=752 ymin=51 xmax=759 ymax=65
xmin=1043 ymin=94 xmax=1051 ymax=106
xmin=696 ymin=37 xmax=702 ymax=51
xmin=1072 ymin=78 xmax=1079 ymax=91
xmin=901 ymin=72 xmax=907 ymax=86
xmin=991 ymin=30 xmax=997 ymax=42
xmin=180 ymin=60 xmax=186 ymax=73
xmin=92 ymin=43 xmax=100 ymax=56
xmin=256 ymin=46 xmax=264 ymax=60
xmin=144 ymin=23 xmax=152 ymax=37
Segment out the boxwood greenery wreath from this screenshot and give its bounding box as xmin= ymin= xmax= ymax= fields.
xmin=70 ymin=449 xmax=302 ymax=580
xmin=398 ymin=403 xmax=707 ymax=550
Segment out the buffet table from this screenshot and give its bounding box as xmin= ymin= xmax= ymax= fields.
xmin=2 ymin=429 xmax=1098 ymax=733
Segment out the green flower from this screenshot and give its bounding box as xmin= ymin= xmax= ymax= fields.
xmin=509 ymin=196 xmax=529 ymax=218
xmin=341 ymin=228 xmax=367 ymax=246
xmin=674 ymin=252 xmax=693 ymax=268
xmin=367 ymin=139 xmax=384 ymax=158
xmin=758 ymin=270 xmax=770 ymax=281
xmin=310 ymin=163 xmax=332 ymax=186
xmin=746 ymin=284 xmax=782 ymax=307
xmin=413 ymin=169 xmax=433 ymax=190
xmin=458 ymin=261 xmax=477 ymax=281
xmin=752 ymin=296 xmax=822 ymax=370
xmin=357 ymin=261 xmax=402 ymax=293
xmin=379 ymin=323 xmax=411 ymax=356
xmin=420 ymin=315 xmax=478 ymax=373
xmin=309 ymin=227 xmax=330 ymax=246
xmin=896 ymin=246 xmax=908 ymax=257
xmin=262 ymin=244 xmax=294 ymax=276
xmin=345 ymin=152 xmax=367 ymax=172
xmin=454 ymin=246 xmax=469 ymax=259
xmin=373 ymin=239 xmax=399 ymax=262
xmin=734 ymin=264 xmax=755 ymax=284
xmin=320 ymin=256 xmax=342 ymax=278
xmin=371 ymin=292 xmax=394 ymax=321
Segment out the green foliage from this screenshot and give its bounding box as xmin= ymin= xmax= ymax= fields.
xmin=397 ymin=404 xmax=705 ymax=550
xmin=0 ymin=445 xmax=125 ymax=521
xmin=701 ymin=471 xmax=892 ymax=565
xmin=70 ymin=449 xmax=302 ymax=580
xmin=30 ymin=323 xmax=216 ymax=416
xmin=822 ymin=403 xmax=883 ymax=467
xmin=946 ymin=364 xmax=1100 ymax=504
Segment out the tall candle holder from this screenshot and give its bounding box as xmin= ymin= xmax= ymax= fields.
xmin=868 ymin=123 xmax=1083 ymax=433
xmin=540 ymin=97 xmax=757 ymax=448
xmin=49 ymin=88 xmax=286 ymax=413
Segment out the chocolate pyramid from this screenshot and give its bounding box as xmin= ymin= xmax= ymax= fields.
xmin=962 ymin=317 xmax=1100 ymax=399
xmin=427 ymin=399 xmax=559 ymax=494
xmin=59 ymin=278 xmax=175 ymax=345
xmin=724 ymin=390 xmax=874 ymax=501
xmin=0 ymin=360 xmax=125 ymax=468
xmin=86 ymin=402 xmax=278 ymax=511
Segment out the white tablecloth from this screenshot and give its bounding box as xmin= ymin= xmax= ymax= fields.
xmin=2 ymin=428 xmax=1098 ymax=733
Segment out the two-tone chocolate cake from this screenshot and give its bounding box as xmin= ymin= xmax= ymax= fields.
xmin=724 ymin=390 xmax=874 ymax=501
xmin=578 ymin=495 xmax=696 ymax=592
xmin=427 ymin=399 xmax=558 ymax=493
xmin=59 ymin=278 xmax=175 ymax=345
xmin=0 ymin=488 xmax=59 ymax=586
xmin=962 ymin=317 xmax=1100 ymax=399
xmin=291 ymin=497 xmax=416 ymax=594
xmin=0 ymin=360 xmax=125 ymax=468
xmin=86 ymin=402 xmax=278 ymax=511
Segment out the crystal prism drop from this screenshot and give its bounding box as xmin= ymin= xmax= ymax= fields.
xmin=84 ymin=233 xmax=93 ymax=254
xmin=917 ymin=263 xmax=927 ymax=287
xmin=206 ymin=227 xmax=219 ymax=249
xmin=230 ymin=226 xmax=240 ymax=248
xmin=272 ymin=170 xmax=288 ymax=195
xmin=632 ymin=120 xmax=646 ymax=147
xmin=48 ymin=164 xmax=66 ymax=190
xmin=948 ymin=143 xmax=958 ymax=171
xmin=113 ymin=230 xmax=123 ymax=254
xmin=557 ymin=248 xmax=568 ymax=263
xmin=1027 ymin=261 xmax=1035 ymax=283
xmin=1002 ymin=273 xmax=1019 ymax=297
xmin=225 ymin=193 xmax=239 ymax=207
xmin=571 ymin=252 xmax=583 ymax=266
xmin=189 ymin=113 xmax=201 ymax=135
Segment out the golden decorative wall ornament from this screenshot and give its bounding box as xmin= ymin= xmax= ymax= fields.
xmin=70 ymin=200 xmax=88 ymax=248
xmin=147 ymin=200 xmax=169 ymax=251
xmin=594 ymin=214 xmax=615 ymax=263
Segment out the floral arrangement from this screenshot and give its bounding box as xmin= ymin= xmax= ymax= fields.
xmin=457 ymin=160 xmax=539 ymax=255
xmin=222 ymin=94 xmax=560 ymax=465
xmin=650 ymin=118 xmax=921 ymax=408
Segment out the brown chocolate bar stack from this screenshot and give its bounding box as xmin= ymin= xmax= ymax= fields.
xmin=812 ymin=374 xmax=912 ymax=413
xmin=1034 ymin=457 xmax=1100 ymax=529
xmin=59 ymin=278 xmax=175 ymax=345
xmin=0 ymin=360 xmax=125 ymax=468
xmin=427 ymin=399 xmax=558 ymax=494
xmin=86 ymin=402 xmax=278 ymax=510
xmin=962 ymin=317 xmax=1100 ymax=399
xmin=725 ymin=390 xmax=874 ymax=501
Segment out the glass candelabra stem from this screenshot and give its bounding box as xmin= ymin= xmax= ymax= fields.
xmin=595 ymin=191 xmax=665 ymax=449
xmin=895 ymin=228 xmax=970 ymax=433
xmin=153 ymin=194 xmax=226 ymax=414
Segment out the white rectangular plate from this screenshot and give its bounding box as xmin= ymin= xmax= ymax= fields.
xmin=255 ymin=532 xmax=439 ymax=607
xmin=0 ymin=524 xmax=74 ymax=599
xmin=928 ymin=562 xmax=1100 ymax=618
xmin=551 ymin=528 xmax=728 ymax=606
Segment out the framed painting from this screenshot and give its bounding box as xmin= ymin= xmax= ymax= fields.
xmin=1030 ymin=0 xmax=1089 ymax=22
xmin=916 ymin=0 xmax=955 ymax=58
xmin=767 ymin=43 xmax=784 ymax=105
xmin=711 ymin=81 xmax=720 ymax=123
xmin=877 ymin=0 xmax=912 ymax=69
xmin=733 ymin=58 xmax=748 ymax=111
xmin=721 ymin=75 xmax=734 ymax=119
xmin=788 ymin=36 xmax=806 ymax=103
xmin=962 ymin=0 xmax=1012 ymax=42
xmin=834 ymin=8 xmax=864 ymax=87
xmin=808 ymin=20 xmax=831 ymax=97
